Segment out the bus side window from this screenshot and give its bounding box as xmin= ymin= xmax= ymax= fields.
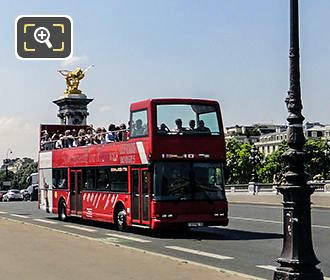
xmin=83 ymin=168 xmax=95 ymax=190
xmin=130 ymin=110 xmax=148 ymax=138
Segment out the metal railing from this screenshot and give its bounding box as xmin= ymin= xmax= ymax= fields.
xmin=226 ymin=181 xmax=330 ymax=194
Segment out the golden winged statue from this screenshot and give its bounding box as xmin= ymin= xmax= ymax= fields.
xmin=58 ymin=65 xmax=94 ymax=95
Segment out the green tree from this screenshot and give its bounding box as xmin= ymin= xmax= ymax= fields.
xmin=0 ymin=169 xmax=15 ymax=190
xmin=226 ymin=139 xmax=255 ymax=184
xmin=12 ymin=162 xmax=38 ymax=189
xmin=257 ymin=142 xmax=288 ymax=183
xmin=304 ymin=138 xmax=328 ymax=180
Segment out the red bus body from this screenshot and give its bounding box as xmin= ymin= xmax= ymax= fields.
xmin=38 ymin=98 xmax=228 ymax=230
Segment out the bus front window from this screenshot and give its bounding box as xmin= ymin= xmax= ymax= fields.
xmin=156 ymin=104 xmax=221 ymax=135
xmin=154 ymin=162 xmax=225 ymax=201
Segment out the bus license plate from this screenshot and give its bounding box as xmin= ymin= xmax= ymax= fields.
xmin=188 ymin=222 xmax=204 ymax=227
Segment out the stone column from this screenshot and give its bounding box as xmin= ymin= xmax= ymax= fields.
xmin=53 ymin=93 xmax=93 ymax=125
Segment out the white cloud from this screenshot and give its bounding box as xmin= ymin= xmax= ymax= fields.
xmin=60 ymin=55 xmax=88 ymax=67
xmin=99 ymin=105 xmax=111 ymax=113
xmin=0 ymin=116 xmax=38 ymax=163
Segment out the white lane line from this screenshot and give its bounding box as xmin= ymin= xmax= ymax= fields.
xmin=229 ymin=216 xmax=330 ymax=229
xmin=33 ymin=219 xmax=58 ymax=225
xmin=10 ymin=214 xmax=29 ymax=219
xmin=0 ymin=211 xmax=8 ymax=214
xmin=64 ymin=225 xmax=97 ymax=233
xmin=256 ymin=265 xmax=277 ymax=271
xmin=106 ymin=233 xmax=151 ymax=243
xmin=165 ymin=246 xmax=233 ymax=260
xmin=230 ymin=203 xmax=329 ymax=212
xmin=229 ymin=216 xmax=281 ymax=224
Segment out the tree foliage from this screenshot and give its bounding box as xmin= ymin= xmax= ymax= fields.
xmin=226 ymin=139 xmax=255 ymax=184
xmin=0 ymin=162 xmax=37 ymax=189
xmin=257 ymin=142 xmax=288 ymax=183
xmin=226 ymin=138 xmax=330 ymax=184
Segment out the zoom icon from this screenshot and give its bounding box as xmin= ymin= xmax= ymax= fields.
xmin=16 ymin=15 xmax=73 ymax=60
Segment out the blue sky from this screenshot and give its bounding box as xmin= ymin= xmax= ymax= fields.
xmin=1 ymin=1 xmax=330 ymax=161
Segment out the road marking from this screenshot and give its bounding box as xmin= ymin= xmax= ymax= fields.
xmin=64 ymin=224 xmax=97 ymax=232
xmin=256 ymin=265 xmax=277 ymax=271
xmin=106 ymin=233 xmax=151 ymax=243
xmin=229 ymin=216 xmax=281 ymax=224
xmin=230 ymin=204 xmax=281 ymax=210
xmin=165 ymin=246 xmax=233 ymax=260
xmin=229 ymin=201 xmax=330 ymax=211
xmin=33 ymin=218 xmax=58 ymax=225
xmin=10 ymin=214 xmax=29 ymax=219
xmin=0 ymin=211 xmax=8 ymax=214
xmin=229 ymin=216 xmax=330 ymax=229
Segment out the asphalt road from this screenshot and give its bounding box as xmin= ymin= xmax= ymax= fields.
xmin=0 ymin=201 xmax=329 ymax=280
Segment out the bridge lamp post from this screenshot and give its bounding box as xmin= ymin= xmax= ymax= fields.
xmin=273 ymin=1 xmax=324 ymax=279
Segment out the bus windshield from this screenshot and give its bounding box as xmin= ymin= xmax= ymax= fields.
xmin=156 ymin=104 xmax=220 ymax=135
xmin=153 ymin=162 xmax=226 ymax=201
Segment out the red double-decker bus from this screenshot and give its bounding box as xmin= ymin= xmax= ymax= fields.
xmin=38 ymin=98 xmax=228 ymax=230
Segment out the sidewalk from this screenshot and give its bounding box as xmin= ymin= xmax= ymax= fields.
xmin=227 ymin=192 xmax=330 ymax=208
xmin=0 ymin=219 xmax=253 ymax=280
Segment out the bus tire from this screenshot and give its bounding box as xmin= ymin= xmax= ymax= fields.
xmin=58 ymin=200 xmax=68 ymax=222
xmin=115 ymin=207 xmax=127 ymax=231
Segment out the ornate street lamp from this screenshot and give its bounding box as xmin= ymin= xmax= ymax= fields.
xmin=273 ymin=1 xmax=324 ymax=279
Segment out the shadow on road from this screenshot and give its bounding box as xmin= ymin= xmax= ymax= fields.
xmin=46 ymin=216 xmax=282 ymax=241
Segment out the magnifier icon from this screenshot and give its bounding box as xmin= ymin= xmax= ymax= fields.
xmin=34 ymin=27 xmax=53 ymax=49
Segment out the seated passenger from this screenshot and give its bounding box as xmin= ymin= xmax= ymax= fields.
xmin=132 ymin=119 xmax=146 ymax=137
xmin=71 ymin=129 xmax=78 ymax=147
xmin=189 ymin=120 xmax=196 ymax=131
xmin=93 ymin=127 xmax=103 ymax=144
xmin=106 ymin=124 xmax=118 ymax=142
xmin=77 ymin=129 xmax=87 ymax=146
xmin=55 ymin=134 xmax=63 ymax=149
xmin=61 ymin=130 xmax=75 ymax=148
xmin=118 ymin=123 xmax=128 ymax=141
xmin=101 ymin=127 xmax=107 ymax=144
xmin=174 ymin=118 xmax=186 ymax=134
xmin=196 ymin=120 xmax=211 ymax=134
xmin=40 ymin=130 xmax=50 ymax=150
xmin=159 ymin=123 xmax=170 ymax=134
xmin=86 ymin=129 xmax=94 ymax=145
xmin=51 ymin=130 xmax=60 ymax=141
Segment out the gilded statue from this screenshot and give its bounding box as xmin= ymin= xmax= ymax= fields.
xmin=58 ymin=65 xmax=94 ymax=95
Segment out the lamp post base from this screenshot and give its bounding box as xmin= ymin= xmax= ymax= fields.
xmin=273 ymin=266 xmax=323 ymax=280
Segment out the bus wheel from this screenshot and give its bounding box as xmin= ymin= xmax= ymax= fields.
xmin=115 ymin=207 xmax=127 ymax=231
xmin=58 ymin=201 xmax=67 ymax=222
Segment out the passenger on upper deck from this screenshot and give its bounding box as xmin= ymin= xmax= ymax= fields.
xmin=174 ymin=118 xmax=186 ymax=134
xmin=118 ymin=123 xmax=128 ymax=141
xmin=77 ymin=129 xmax=87 ymax=146
xmin=159 ymin=123 xmax=170 ymax=134
xmin=189 ymin=120 xmax=196 ymax=131
xmin=196 ymin=120 xmax=211 ymax=134
xmin=61 ymin=130 xmax=75 ymax=148
xmin=106 ymin=124 xmax=118 ymax=142
xmin=86 ymin=128 xmax=94 ymax=145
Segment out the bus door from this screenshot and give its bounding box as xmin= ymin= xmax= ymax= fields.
xmin=131 ymin=168 xmax=150 ymax=225
xmin=70 ymin=169 xmax=83 ymax=215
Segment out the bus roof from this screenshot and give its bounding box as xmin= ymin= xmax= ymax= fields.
xmin=130 ymin=98 xmax=220 ymax=111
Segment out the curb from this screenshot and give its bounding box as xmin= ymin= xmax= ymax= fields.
xmin=228 ymin=201 xmax=330 ymax=209
xmin=0 ymin=216 xmax=266 ymax=280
